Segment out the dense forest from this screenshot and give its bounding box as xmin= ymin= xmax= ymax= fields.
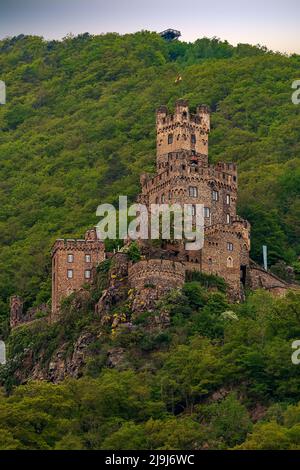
xmin=1 ymin=272 xmax=300 ymax=450
xmin=0 ymin=32 xmax=300 ymax=450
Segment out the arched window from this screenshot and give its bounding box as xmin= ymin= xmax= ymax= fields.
xmin=227 ymin=257 xmax=234 ymax=268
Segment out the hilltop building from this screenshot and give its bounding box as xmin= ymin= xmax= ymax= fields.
xmin=159 ymin=29 xmax=181 ymax=41
xmin=10 ymin=99 xmax=296 ymax=326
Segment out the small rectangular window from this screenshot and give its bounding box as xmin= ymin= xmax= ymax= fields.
xmin=85 ymin=254 xmax=91 ymax=263
xmin=189 ymin=186 xmax=198 ymax=198
xmin=67 ymin=254 xmax=74 ymax=263
xmin=226 ymin=194 xmax=230 ymax=205
xmin=168 ymin=134 xmax=173 ymax=145
xmin=187 ymin=205 xmax=196 ymax=216
xmin=226 ymin=214 xmax=231 ymax=224
xmin=85 ymin=270 xmax=91 ymax=279
xmin=191 ymin=134 xmax=196 ymax=144
xmin=204 ymin=207 xmax=211 ymax=218
xmin=212 ymin=190 xmax=219 ymax=201
xmin=227 ymin=242 xmax=234 ymax=252
xmin=67 ymin=269 xmax=73 ymax=279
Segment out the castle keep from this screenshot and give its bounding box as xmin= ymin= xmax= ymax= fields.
xmin=138 ymin=99 xmax=251 ymax=299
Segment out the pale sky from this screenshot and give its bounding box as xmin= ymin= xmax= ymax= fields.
xmin=0 ymin=0 xmax=299 ymax=54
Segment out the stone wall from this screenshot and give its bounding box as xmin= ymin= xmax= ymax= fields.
xmin=248 ymin=263 xmax=298 ymax=296
xmin=51 ymin=228 xmax=105 ymax=319
xmin=156 ymin=100 xmax=210 ymax=163
xmin=128 ymin=259 xmax=185 ymax=314
xmin=139 ymin=153 xmax=238 ymax=228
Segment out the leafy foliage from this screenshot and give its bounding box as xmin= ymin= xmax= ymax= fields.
xmin=0 ymin=32 xmax=299 ymax=321
xmin=0 ymin=32 xmax=300 ymax=450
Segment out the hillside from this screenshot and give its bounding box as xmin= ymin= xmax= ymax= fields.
xmin=1 ymin=32 xmax=300 ymax=451
xmin=0 ymin=32 xmax=300 ymax=329
xmin=1 ymin=265 xmax=300 ymax=449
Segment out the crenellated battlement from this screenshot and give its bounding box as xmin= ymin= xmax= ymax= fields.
xmin=49 ymin=97 xmax=252 ymax=319
xmin=51 ymin=228 xmax=105 ymax=318
xmin=128 ymin=259 xmax=185 ymax=290
xmin=156 ymin=100 xmax=210 ymax=164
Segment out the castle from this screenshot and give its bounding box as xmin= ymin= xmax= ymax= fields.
xmin=137 ymin=99 xmax=251 ymax=299
xmin=10 ymin=99 xmax=294 ymax=327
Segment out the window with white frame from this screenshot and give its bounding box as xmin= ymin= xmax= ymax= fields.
xmin=227 ymin=242 xmax=234 ymax=252
xmin=85 ymin=254 xmax=91 ymax=263
xmin=67 ymin=269 xmax=73 ymax=279
xmin=226 ymin=194 xmax=230 ymax=205
xmin=187 ymin=205 xmax=196 ymax=216
xmin=189 ymin=186 xmax=198 ymax=198
xmin=85 ymin=269 xmax=91 ymax=279
xmin=212 ymin=190 xmax=219 ymax=201
xmin=226 ymin=214 xmax=231 ymax=224
xmin=67 ymin=254 xmax=74 ymax=263
xmin=204 ymin=207 xmax=211 ymax=218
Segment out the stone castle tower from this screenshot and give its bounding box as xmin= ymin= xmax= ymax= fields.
xmin=138 ymin=99 xmax=251 ymax=299
xmin=51 ymin=228 xmax=105 ymax=319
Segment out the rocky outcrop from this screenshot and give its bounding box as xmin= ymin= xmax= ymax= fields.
xmin=13 ymin=331 xmax=96 ymax=384
xmin=10 ymin=295 xmax=49 ymax=328
xmin=10 ymin=295 xmax=24 ymax=328
xmin=95 ymin=253 xmax=129 ymax=323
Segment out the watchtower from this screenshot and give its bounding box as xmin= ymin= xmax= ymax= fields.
xmin=159 ymin=29 xmax=181 ymax=41
xmin=51 ymin=228 xmax=105 ymax=318
xmin=156 ymin=100 xmax=210 ymax=170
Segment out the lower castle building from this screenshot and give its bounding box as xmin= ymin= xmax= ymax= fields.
xmin=51 ymin=228 xmax=105 ymax=319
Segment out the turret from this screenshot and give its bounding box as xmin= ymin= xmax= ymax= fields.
xmin=156 ymin=100 xmax=210 ymax=170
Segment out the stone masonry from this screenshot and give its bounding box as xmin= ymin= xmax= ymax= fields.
xmin=51 ymin=228 xmax=105 ymax=319
xmin=138 ymin=99 xmax=251 ymax=299
xmin=128 ymin=258 xmax=185 ymax=314
xmin=44 ymin=98 xmax=296 ymax=323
